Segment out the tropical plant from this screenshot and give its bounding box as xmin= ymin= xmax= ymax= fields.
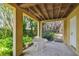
xmin=0 ymin=4 xmax=14 ymax=56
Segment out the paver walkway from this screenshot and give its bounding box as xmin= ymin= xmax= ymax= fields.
xmin=23 ymin=38 xmax=77 ymax=56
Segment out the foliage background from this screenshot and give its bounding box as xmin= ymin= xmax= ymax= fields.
xmin=23 ymin=16 xmax=37 ymax=47
xmin=0 ymin=4 xmax=14 ymax=56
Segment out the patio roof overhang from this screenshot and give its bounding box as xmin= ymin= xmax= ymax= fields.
xmin=16 ymin=3 xmax=78 ymax=21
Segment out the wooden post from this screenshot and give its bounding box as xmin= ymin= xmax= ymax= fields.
xmin=16 ymin=7 xmax=23 ymax=56
xmin=10 ymin=4 xmax=23 ymax=56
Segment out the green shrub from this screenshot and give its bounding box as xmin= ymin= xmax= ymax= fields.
xmin=0 ymin=37 xmax=13 ymax=56
xmin=42 ymin=32 xmax=55 ymax=41
xmin=0 ymin=47 xmax=12 ymax=56
xmin=0 ymin=29 xmax=12 ymax=39
xmin=23 ymin=36 xmax=32 ymax=47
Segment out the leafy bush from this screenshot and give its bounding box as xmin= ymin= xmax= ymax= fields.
xmin=0 ymin=29 xmax=13 ymax=56
xmin=0 ymin=28 xmax=12 ymax=39
xmin=0 ymin=47 xmax=12 ymax=56
xmin=23 ymin=36 xmax=32 ymax=47
xmin=0 ymin=37 xmax=13 ymax=56
xmin=43 ymin=32 xmax=55 ymax=41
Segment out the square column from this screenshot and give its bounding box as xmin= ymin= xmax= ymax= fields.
xmin=12 ymin=4 xmax=23 ymax=56
xmin=39 ymin=21 xmax=43 ymax=38
xmin=16 ymin=7 xmax=23 ymax=56
xmin=37 ymin=21 xmax=40 ymax=37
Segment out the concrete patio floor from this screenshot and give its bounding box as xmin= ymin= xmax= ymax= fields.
xmin=23 ymin=38 xmax=77 ymax=56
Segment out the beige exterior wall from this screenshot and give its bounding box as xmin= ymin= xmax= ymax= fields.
xmin=64 ymin=18 xmax=70 ymax=45
xmin=64 ymin=5 xmax=79 ymax=55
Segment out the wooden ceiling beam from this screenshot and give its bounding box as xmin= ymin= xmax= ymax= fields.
xmin=10 ymin=3 xmax=39 ymax=20
xmin=39 ymin=4 xmax=49 ymax=19
xmin=45 ymin=4 xmax=53 ymax=19
xmin=19 ymin=3 xmax=37 ymax=8
xmin=52 ymin=4 xmax=54 ymax=19
xmin=64 ymin=4 xmax=78 ymax=17
xmin=27 ymin=8 xmax=42 ymax=21
xmin=45 ymin=4 xmax=50 ymax=19
xmin=61 ymin=4 xmax=71 ymax=18
xmin=32 ymin=5 xmax=45 ymax=20
xmin=57 ymin=4 xmax=62 ymax=18
xmin=36 ymin=5 xmax=47 ymax=20
xmin=16 ymin=3 xmax=78 ymax=20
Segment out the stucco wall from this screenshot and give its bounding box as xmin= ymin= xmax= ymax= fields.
xmin=64 ymin=5 xmax=79 ymax=55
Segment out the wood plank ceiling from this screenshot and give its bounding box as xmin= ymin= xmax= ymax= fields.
xmin=17 ymin=3 xmax=78 ymax=21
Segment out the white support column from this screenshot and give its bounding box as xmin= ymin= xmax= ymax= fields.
xmin=36 ymin=21 xmax=40 ymax=38
xmin=39 ymin=21 xmax=42 ymax=38
xmin=13 ymin=12 xmax=16 ymax=56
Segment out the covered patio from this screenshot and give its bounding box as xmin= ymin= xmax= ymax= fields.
xmin=9 ymin=3 xmax=79 ymax=56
